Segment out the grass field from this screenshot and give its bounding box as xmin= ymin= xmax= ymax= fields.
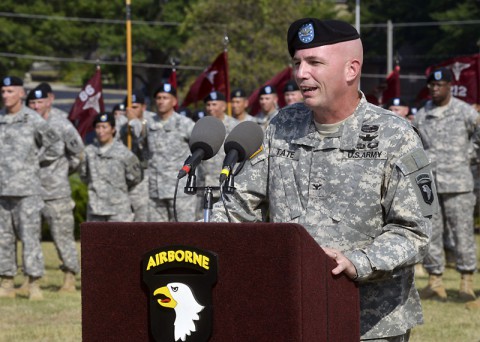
xmin=0 ymin=238 xmax=479 ymax=342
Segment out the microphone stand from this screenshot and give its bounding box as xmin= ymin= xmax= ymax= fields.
xmin=184 ymin=169 xmax=220 ymax=223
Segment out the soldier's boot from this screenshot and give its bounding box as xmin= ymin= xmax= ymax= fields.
xmin=465 ymin=298 xmax=480 ymax=310
xmin=15 ymin=276 xmax=30 ymax=296
xmin=459 ymin=273 xmax=476 ymax=302
xmin=0 ymin=276 xmax=16 ymax=298
xmin=28 ymin=277 xmax=43 ymax=301
xmin=419 ymin=274 xmax=447 ymax=301
xmin=59 ymin=271 xmax=76 ymax=293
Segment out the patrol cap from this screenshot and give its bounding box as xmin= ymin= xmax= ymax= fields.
xmin=287 ymin=18 xmax=360 ymax=57
xmin=153 ymin=82 xmax=177 ymax=97
xmin=231 ymin=88 xmax=247 ymax=99
xmin=2 ymin=76 xmax=23 ymax=87
xmin=93 ymin=112 xmax=116 ymax=127
xmin=124 ymin=90 xmax=146 ymax=105
xmin=385 ymin=97 xmax=408 ymax=108
xmin=259 ymin=85 xmax=276 ymax=96
xmin=37 ymin=82 xmax=53 ymax=94
xmin=283 ymin=80 xmax=299 ymax=92
xmin=204 ymin=91 xmax=226 ymax=103
xmin=427 ymin=67 xmax=452 ymax=83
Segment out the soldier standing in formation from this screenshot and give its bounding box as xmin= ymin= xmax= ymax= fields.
xmin=210 ymin=19 xmax=436 ymax=340
xmin=283 ymin=79 xmax=303 ymax=106
xmin=27 ymin=84 xmax=84 ymax=293
xmin=255 ymin=85 xmax=279 ymax=130
xmin=415 ymin=67 xmax=480 ymax=302
xmin=127 ymin=83 xmax=197 ymax=222
xmin=196 ymin=91 xmax=239 ymax=219
xmin=230 ymin=88 xmax=255 ymax=122
xmin=121 ymin=90 xmax=152 ymax=222
xmin=80 ymin=113 xmax=142 ymax=222
xmin=0 ymin=76 xmax=61 ymax=300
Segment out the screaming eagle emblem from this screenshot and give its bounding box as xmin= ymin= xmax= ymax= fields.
xmin=143 ymin=246 xmax=218 ymax=342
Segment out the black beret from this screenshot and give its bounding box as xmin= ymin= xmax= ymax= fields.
xmin=283 ymin=80 xmax=299 ymax=92
xmin=111 ymin=103 xmax=126 ymax=114
xmin=427 ymin=67 xmax=452 ymax=83
xmin=124 ymin=90 xmax=146 ymax=105
xmin=29 ymin=86 xmax=49 ymax=100
xmin=153 ymin=82 xmax=177 ymax=97
xmin=177 ymin=107 xmax=192 ymax=117
xmin=385 ymin=97 xmax=408 ymax=108
xmin=93 ymin=112 xmax=116 ymax=127
xmin=192 ymin=109 xmax=206 ymax=122
xmin=259 ymin=85 xmax=276 ymax=96
xmin=2 ymin=76 xmax=23 ymax=87
xmin=204 ymin=91 xmax=226 ymax=103
xmin=231 ymin=88 xmax=247 ymax=99
xmin=287 ymin=18 xmax=360 ymax=57
xmin=37 ymin=82 xmax=53 ymax=94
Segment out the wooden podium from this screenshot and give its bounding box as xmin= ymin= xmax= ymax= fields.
xmin=81 ymin=222 xmax=359 ymax=341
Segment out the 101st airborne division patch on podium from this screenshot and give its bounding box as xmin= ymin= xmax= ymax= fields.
xmin=142 ymin=246 xmax=218 ymax=342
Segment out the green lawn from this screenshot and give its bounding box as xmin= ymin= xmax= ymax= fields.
xmin=1 ymin=237 xmax=480 ymax=342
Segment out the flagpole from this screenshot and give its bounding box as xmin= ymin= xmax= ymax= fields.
xmin=223 ymin=32 xmax=231 ymax=116
xmin=126 ymin=0 xmax=133 ymax=149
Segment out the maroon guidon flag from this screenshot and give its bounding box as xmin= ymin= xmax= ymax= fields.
xmin=420 ymin=54 xmax=480 ymax=105
xmin=69 ymin=66 xmax=105 ymax=140
xmin=381 ymin=65 xmax=401 ymax=106
xmin=248 ymin=67 xmax=292 ymax=116
xmin=181 ymin=52 xmax=228 ymax=107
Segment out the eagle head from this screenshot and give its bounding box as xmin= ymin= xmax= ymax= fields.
xmin=153 ymin=282 xmax=205 ymax=342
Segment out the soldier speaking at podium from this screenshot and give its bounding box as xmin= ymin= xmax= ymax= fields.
xmin=210 ymin=18 xmax=436 ymax=341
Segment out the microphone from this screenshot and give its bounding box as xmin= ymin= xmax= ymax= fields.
xmin=219 ymin=121 xmax=264 ymax=183
xmin=177 ymin=116 xmax=226 ymax=179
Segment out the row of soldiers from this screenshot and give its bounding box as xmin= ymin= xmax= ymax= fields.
xmin=0 ymin=75 xmax=303 ymax=300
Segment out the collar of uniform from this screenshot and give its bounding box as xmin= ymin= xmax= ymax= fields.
xmin=339 ymin=92 xmax=368 ymax=151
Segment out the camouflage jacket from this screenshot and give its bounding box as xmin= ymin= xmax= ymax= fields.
xmin=80 ymin=140 xmax=142 ymax=216
xmin=128 ymin=111 xmax=196 ymax=199
xmin=40 ymin=110 xmax=84 ymax=200
xmin=414 ymin=96 xmax=480 ymax=193
xmin=211 ymin=94 xmax=436 ymax=339
xmin=0 ymin=105 xmax=60 ymax=197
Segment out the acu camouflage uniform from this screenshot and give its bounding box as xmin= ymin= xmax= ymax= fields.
xmin=121 ymin=110 xmax=155 ymax=222
xmin=254 ymin=109 xmax=279 ymax=131
xmin=129 ymin=111 xmax=197 ymax=222
xmin=211 ymin=94 xmax=436 ymax=339
xmin=80 ymin=140 xmax=142 ymax=222
xmin=414 ymin=96 xmax=480 ymax=274
xmin=40 ymin=109 xmax=84 ymax=274
xmin=0 ymin=105 xmax=60 ymax=278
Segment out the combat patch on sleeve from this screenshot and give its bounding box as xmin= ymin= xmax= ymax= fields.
xmin=396 ymin=148 xmax=437 ymax=216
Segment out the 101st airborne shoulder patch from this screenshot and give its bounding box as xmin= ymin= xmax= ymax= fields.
xmin=416 ymin=173 xmax=434 ymax=204
xmin=142 ymin=246 xmax=218 ymax=342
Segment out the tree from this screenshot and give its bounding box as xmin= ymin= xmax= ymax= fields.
xmin=177 ymin=0 xmax=351 ymax=99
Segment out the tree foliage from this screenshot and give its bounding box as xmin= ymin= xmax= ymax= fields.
xmin=178 ymin=0 xmax=351 ymax=94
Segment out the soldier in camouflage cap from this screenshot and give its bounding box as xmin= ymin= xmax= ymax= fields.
xmin=0 ymin=76 xmax=61 ymax=300
xmin=414 ymin=67 xmax=480 ymax=302
xmin=210 ymin=18 xmax=436 ymax=341
xmin=80 ymin=113 xmax=142 ymax=222
xmin=27 ymin=84 xmax=84 ymax=293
